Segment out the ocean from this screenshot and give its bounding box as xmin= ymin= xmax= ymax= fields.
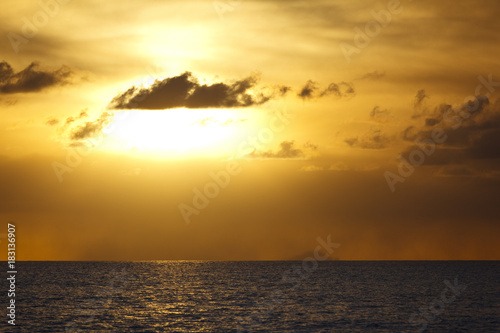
xmin=1 ymin=261 xmax=498 ymax=332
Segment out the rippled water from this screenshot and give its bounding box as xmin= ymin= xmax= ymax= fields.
xmin=1 ymin=261 xmax=498 ymax=332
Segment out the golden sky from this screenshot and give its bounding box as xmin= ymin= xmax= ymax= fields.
xmin=1 ymin=0 xmax=499 ymax=260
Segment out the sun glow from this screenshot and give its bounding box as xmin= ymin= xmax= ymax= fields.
xmin=103 ymin=109 xmax=248 ymax=156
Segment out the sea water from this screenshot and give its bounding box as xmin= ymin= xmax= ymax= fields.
xmin=1 ymin=261 xmax=498 ymax=332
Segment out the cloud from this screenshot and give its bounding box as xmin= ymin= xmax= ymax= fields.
xmin=297 ymin=80 xmax=355 ymax=100
xmin=402 ymin=126 xmax=417 ymax=141
xmin=400 ymin=95 xmax=500 ymax=166
xmin=279 ymin=86 xmax=292 ymax=96
xmin=467 ymin=125 xmax=500 ymax=159
xmin=108 ymin=72 xmax=274 ymax=110
xmin=370 ymin=106 xmax=391 ymax=123
xmin=55 ymin=108 xmax=89 ymax=132
xmin=359 ymin=70 xmax=386 ymax=80
xmin=247 ymin=140 xmax=308 ymax=159
xmin=303 ymin=141 xmax=318 ymax=151
xmin=69 ymin=112 xmax=113 ymax=140
xmin=110 ymin=72 xmax=353 ymax=109
xmin=414 ymin=89 xmax=429 ymax=107
xmin=0 ymin=61 xmax=73 ymax=94
xmin=345 ymin=129 xmax=391 ymax=149
xmin=319 ymin=82 xmax=355 ymax=98
xmin=78 ymin=109 xmax=89 ymax=119
xmin=403 ymin=95 xmax=490 ymax=144
xmin=297 ymin=80 xmax=317 ymax=99
xmin=45 ymin=118 xmax=59 ymax=126
xmin=425 ymin=118 xmax=440 ymax=126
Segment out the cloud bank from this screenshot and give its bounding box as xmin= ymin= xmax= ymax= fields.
xmin=108 ymin=72 xmax=276 ymax=110
xmin=297 ymin=80 xmax=355 ymax=100
xmin=401 ymin=95 xmax=500 ymax=166
xmin=0 ymin=61 xmax=73 ymax=94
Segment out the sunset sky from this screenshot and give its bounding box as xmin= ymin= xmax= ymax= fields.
xmin=1 ymin=0 xmax=499 ymax=260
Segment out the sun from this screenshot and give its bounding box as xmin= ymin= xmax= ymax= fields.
xmin=102 ymin=109 xmax=250 ymax=157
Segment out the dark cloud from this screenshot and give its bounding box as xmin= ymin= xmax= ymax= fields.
xmin=0 ymin=61 xmax=73 ymax=94
xmin=60 ymin=108 xmax=89 ymax=130
xmin=344 ymin=138 xmax=358 ymax=147
xmin=467 ymin=127 xmax=500 ymax=159
xmin=370 ymin=106 xmax=391 ymax=123
xmin=70 ymin=112 xmax=113 ymax=140
xmin=320 ymin=82 xmax=355 ymax=98
xmin=108 ymin=72 xmax=273 ymax=110
xmin=425 ymin=118 xmax=440 ymax=127
xmin=359 ymin=71 xmax=386 ymax=80
xmin=248 ymin=141 xmax=305 ymax=159
xmin=298 ymin=80 xmax=355 ymax=100
xmin=46 ymin=109 xmax=90 ymax=134
xmin=297 ymin=80 xmax=317 ymax=99
xmin=111 ymin=72 xmax=353 ymax=109
xmin=403 ymin=95 xmax=490 ymax=144
xmin=414 ymin=89 xmax=429 ymax=107
xmin=400 ymin=95 xmax=500 ymax=166
xmin=402 ymin=126 xmax=417 ymax=141
xmin=279 ymin=86 xmax=292 ymax=96
xmin=345 ymin=129 xmax=391 ymax=150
